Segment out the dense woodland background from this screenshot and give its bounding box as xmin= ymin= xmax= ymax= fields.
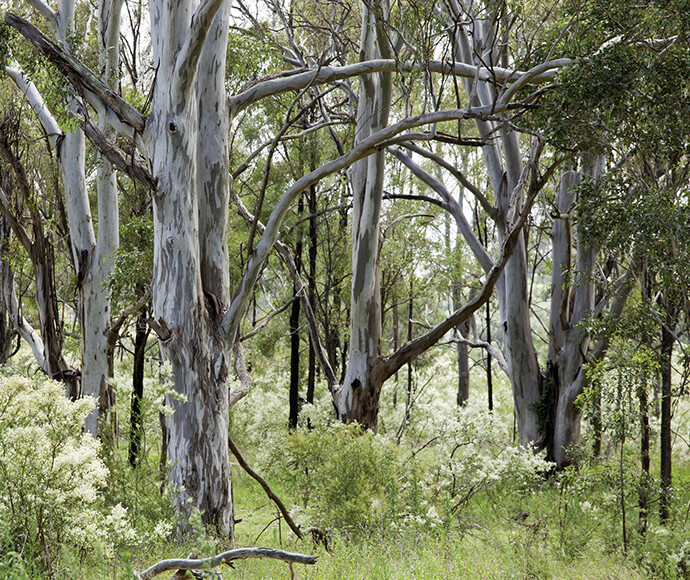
xmin=0 ymin=0 xmax=689 ymax=577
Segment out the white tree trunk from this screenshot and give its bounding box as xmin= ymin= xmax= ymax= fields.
xmin=146 ymin=0 xmax=233 ymax=533
xmin=337 ymin=0 xmax=392 ymax=428
xmin=447 ymin=5 xmax=543 ymax=446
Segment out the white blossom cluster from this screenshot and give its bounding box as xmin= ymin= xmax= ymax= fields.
xmin=0 ymin=376 xmax=140 ymax=563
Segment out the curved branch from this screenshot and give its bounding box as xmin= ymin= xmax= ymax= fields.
xmin=381 ymin=139 xmax=545 ymax=379
xmin=229 ymin=58 xmax=571 ymax=116
xmin=135 ymin=548 xmax=317 ymax=580
xmin=228 ymin=340 xmax=252 ymax=408
xmin=227 ymin=436 xmax=304 ymax=540
xmin=400 ymin=142 xmax=495 ymax=218
xmin=5 ymin=65 xmax=62 ymax=150
xmin=389 ymin=146 xmax=494 ymax=273
xmin=220 ymin=106 xmax=508 ymax=343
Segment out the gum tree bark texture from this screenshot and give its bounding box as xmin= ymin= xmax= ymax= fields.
xmin=336 ymin=0 xmax=393 ymax=429
xmin=445 ymin=2 xmax=542 ymax=446
xmin=146 ymin=0 xmax=233 ymax=532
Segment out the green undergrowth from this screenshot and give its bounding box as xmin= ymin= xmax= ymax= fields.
xmin=0 ymin=353 xmax=688 ymax=578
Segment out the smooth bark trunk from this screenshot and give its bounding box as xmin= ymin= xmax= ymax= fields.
xmin=146 ymin=0 xmax=233 ymax=533
xmin=337 ymin=1 xmax=392 ymax=428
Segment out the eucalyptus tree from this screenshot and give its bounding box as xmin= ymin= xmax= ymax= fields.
xmin=2 ymin=0 xmax=123 ymax=434
xmin=0 ymin=104 xmax=79 ymax=394
xmin=529 ymin=0 xmax=690 ymax=465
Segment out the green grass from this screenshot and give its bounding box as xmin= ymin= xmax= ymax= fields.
xmin=123 ymin=468 xmax=652 ymax=580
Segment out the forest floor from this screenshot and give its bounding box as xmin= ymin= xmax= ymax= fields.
xmin=121 ymin=463 xmax=686 ymax=580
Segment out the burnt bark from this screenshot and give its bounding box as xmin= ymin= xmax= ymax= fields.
xmin=288 ymin=233 xmax=303 ymax=430
xmin=129 ymin=308 xmax=149 ymax=467
xmin=659 ymin=312 xmax=675 ymax=523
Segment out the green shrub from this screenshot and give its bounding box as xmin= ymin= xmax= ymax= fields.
xmin=0 ymin=375 xmax=136 ymax=576
xmin=264 ymin=423 xmax=402 ymax=534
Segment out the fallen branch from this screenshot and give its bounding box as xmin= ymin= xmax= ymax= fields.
xmin=228 ymin=436 xmax=304 ymax=540
xmin=135 ymin=547 xmax=317 ymax=579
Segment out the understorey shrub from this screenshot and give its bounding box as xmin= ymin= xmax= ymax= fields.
xmin=0 ymin=375 xmax=137 ymax=576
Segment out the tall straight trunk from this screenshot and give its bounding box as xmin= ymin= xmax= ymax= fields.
xmin=447 ymin=7 xmax=543 ymax=445
xmin=146 ymin=0 xmax=234 ymax=533
xmin=306 ymin=184 xmax=317 ymax=407
xmin=638 ymin=380 xmax=650 ymax=536
xmin=336 ymin=0 xmax=392 ymax=428
xmin=289 ymin=235 xmax=303 ymax=430
xmin=0 ymin=218 xmax=15 ymax=363
xmin=456 ymin=320 xmax=470 ymax=406
xmin=129 ymin=308 xmax=149 ymax=467
xmin=82 ymin=0 xmax=124 ymax=436
xmin=659 ymin=313 xmax=674 ymax=523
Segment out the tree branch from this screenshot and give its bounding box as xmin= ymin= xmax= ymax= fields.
xmin=25 ymin=0 xmax=58 ymax=31
xmin=81 ymin=118 xmax=155 ymax=189
xmin=400 ymin=142 xmax=495 ymax=219
xmin=5 ymin=13 xmax=146 ymax=136
xmin=4 ymin=65 xmax=62 ymax=150
xmin=389 ymin=146 xmax=494 ymax=273
xmin=229 ymin=58 xmax=571 ymax=117
xmin=220 ymin=106 xmax=507 ymax=346
xmin=228 ymin=340 xmax=252 ymax=408
xmin=451 ymin=336 xmax=509 ymax=375
xmin=381 ymin=139 xmax=545 ymax=379
xmin=135 ymin=548 xmax=317 ymax=579
xmin=172 ymin=0 xmax=225 ymax=102
xmin=227 ymin=436 xmax=304 ymax=540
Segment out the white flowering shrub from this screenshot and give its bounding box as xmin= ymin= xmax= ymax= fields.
xmin=0 ymin=375 xmax=135 ymax=575
xmin=232 ymin=351 xmax=554 ymax=537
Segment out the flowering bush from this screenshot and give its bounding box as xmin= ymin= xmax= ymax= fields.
xmin=0 ymin=375 xmax=135 ymax=575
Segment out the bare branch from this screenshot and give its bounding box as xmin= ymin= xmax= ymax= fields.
xmin=400 ymin=142 xmax=495 ymax=218
xmin=228 ymin=340 xmax=252 ymax=408
xmin=5 ymin=65 xmax=62 ymax=150
xmin=81 ymin=119 xmax=155 ymax=189
xmin=108 ymin=291 xmax=150 ymax=339
xmin=25 ymin=0 xmax=58 ymax=31
xmin=227 ymin=436 xmax=304 ymax=540
xmin=240 ymin=296 xmax=296 ymax=342
xmin=389 ymin=146 xmax=494 ymax=273
xmin=229 ymin=58 xmax=571 ymax=116
xmin=451 ymin=336 xmax=509 ymax=375
xmin=221 ymin=106 xmax=508 ymax=344
xmin=5 ymin=13 xmax=146 ymax=136
xmin=381 ymin=139 xmax=546 ymax=379
xmin=135 ymin=548 xmax=317 ymax=580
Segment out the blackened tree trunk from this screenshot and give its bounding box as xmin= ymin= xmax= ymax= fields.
xmin=456 ymin=320 xmax=470 ymax=406
xmin=288 ymin=234 xmax=303 ymax=430
xmin=638 ymin=379 xmax=650 ymax=536
xmin=306 ymin=184 xmax=318 ymax=407
xmin=129 ymin=308 xmax=149 ymax=467
xmin=659 ymin=311 xmax=675 ymax=523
